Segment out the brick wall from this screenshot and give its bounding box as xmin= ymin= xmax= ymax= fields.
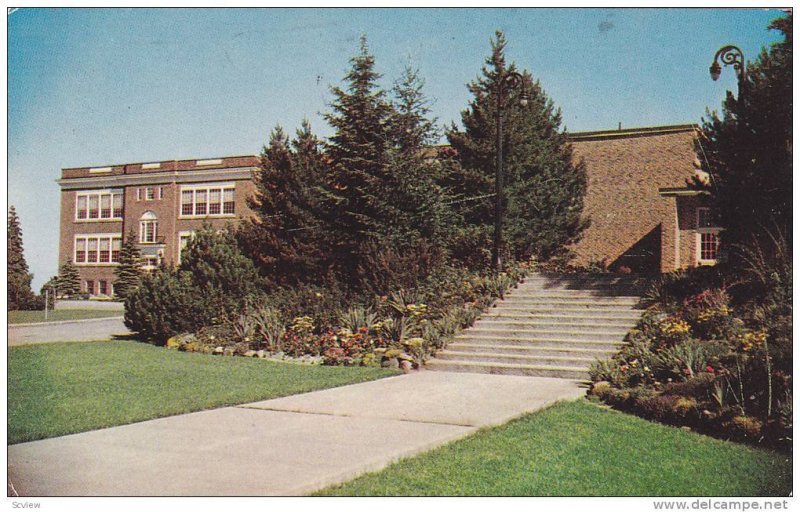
xmin=569 ymin=128 xmax=697 ymax=274
xmin=58 ymin=157 xmax=259 ymax=295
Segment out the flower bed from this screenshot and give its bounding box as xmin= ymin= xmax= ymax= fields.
xmin=166 ymin=263 xmax=530 ymax=370
xmin=590 ymin=283 xmax=791 ymax=450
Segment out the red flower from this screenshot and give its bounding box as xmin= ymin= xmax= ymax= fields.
xmin=706 ymin=365 xmax=714 ymax=373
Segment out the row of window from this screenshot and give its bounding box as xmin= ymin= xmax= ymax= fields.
xmin=75 ymin=235 xmax=122 ymax=264
xmin=76 ymin=191 xmax=124 ymax=220
xmin=181 ymin=186 xmax=235 ymax=217
xmin=75 ymin=185 xmax=235 ymax=221
xmin=136 ymin=186 xmax=163 ymax=201
xmin=74 ymin=231 xmax=196 ymax=265
xmin=86 ymin=280 xmax=112 ymax=296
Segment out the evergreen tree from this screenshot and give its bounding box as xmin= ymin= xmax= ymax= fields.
xmin=447 ymin=31 xmax=587 ymax=262
xmin=180 ymin=226 xmax=263 ymax=320
xmin=8 ymin=206 xmax=35 ymax=310
xmin=57 ymin=259 xmax=81 ymax=296
xmin=238 ymin=122 xmax=328 ymax=285
xmin=113 ymin=230 xmax=143 ymax=299
xmin=698 ymin=12 xmax=792 ymax=249
xmin=318 ymin=34 xmax=405 ymax=272
xmin=387 ymin=65 xmax=451 ymax=246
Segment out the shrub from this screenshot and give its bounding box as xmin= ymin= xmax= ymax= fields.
xmin=125 ymin=270 xmax=216 ymax=344
xmin=125 ymin=227 xmax=265 ymax=344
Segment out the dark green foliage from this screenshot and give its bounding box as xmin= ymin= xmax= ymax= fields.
xmin=178 ymin=226 xmax=263 ymax=309
xmin=125 ymin=226 xmax=265 ymax=343
xmin=237 ymin=122 xmax=329 ymax=286
xmin=124 ymin=269 xmax=210 ymax=343
xmin=56 ymin=258 xmax=81 ymax=296
xmin=8 ymin=206 xmax=36 ymax=310
xmin=113 ymin=230 xmax=142 ymax=299
xmin=447 ymin=31 xmax=587 ymax=262
xmin=316 ymin=36 xmax=451 ymax=281
xmin=697 ymin=13 xmax=792 ymax=251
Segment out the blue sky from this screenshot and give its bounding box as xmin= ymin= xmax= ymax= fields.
xmin=8 ymin=7 xmax=785 ymax=289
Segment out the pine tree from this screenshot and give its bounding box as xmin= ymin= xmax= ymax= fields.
xmin=447 ymin=31 xmax=587 ymax=263
xmin=113 ymin=230 xmax=143 ymax=299
xmin=698 ymin=12 xmax=792 ymax=249
xmin=8 ymin=206 xmax=35 ymax=310
xmin=57 ymin=259 xmax=81 ymax=296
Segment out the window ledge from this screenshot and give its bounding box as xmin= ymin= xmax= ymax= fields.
xmin=75 ymin=263 xmax=120 ymax=267
xmin=74 ymin=218 xmax=124 ymax=223
xmin=177 ymin=214 xmax=236 ymax=220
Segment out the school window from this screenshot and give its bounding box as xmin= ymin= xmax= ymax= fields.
xmin=76 ymin=191 xmax=123 ymax=220
xmin=74 ymin=234 xmax=122 ymax=264
xmin=177 ymin=231 xmax=195 ymax=264
xmin=696 ymin=207 xmax=721 ymax=265
xmin=179 ymin=184 xmax=235 ymax=217
xmin=139 ymin=211 xmax=159 ymax=243
xmin=99 ymin=280 xmax=108 ymax=296
xmin=86 ymin=280 xmax=94 ymax=295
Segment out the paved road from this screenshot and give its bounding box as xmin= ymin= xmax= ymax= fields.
xmin=7 ymin=317 xmax=129 ymax=346
xmin=8 ymin=371 xmax=585 ymax=496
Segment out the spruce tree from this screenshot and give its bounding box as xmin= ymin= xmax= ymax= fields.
xmin=387 ymin=65 xmax=451 ymax=246
xmin=57 ymin=259 xmax=81 ymax=296
xmin=238 ymin=122 xmax=328 ymax=285
xmin=8 ymin=206 xmax=35 ymax=310
xmin=113 ymin=230 xmax=143 ymax=299
xmin=319 ymin=34 xmax=404 ymax=270
xmin=698 ymin=12 xmax=792 ymax=249
xmin=447 ymin=31 xmax=587 ymax=262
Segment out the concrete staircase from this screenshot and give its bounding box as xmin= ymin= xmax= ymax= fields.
xmin=426 ymin=272 xmax=648 ymax=380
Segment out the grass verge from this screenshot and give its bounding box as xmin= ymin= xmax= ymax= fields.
xmin=320 ymin=400 xmax=791 ymax=496
xmin=8 ymin=309 xmax=123 ymax=324
xmin=8 ymin=341 xmax=397 ymax=444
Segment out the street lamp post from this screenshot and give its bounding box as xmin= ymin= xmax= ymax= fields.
xmin=493 ymin=70 xmax=528 ymax=273
xmin=709 ymin=45 xmax=746 ymax=96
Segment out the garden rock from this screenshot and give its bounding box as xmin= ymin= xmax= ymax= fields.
xmin=213 ymin=346 xmax=224 ymax=355
xmin=244 ymin=350 xmax=257 ymax=358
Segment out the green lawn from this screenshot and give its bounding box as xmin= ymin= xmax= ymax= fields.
xmin=320 ymin=400 xmax=792 ymax=496
xmin=8 ymin=341 xmax=396 ymax=444
xmin=8 ymin=309 xmax=123 ymax=324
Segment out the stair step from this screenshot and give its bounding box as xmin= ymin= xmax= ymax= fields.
xmin=454 ymin=336 xmax=625 ymax=351
xmin=446 ymin=342 xmax=617 ymax=358
xmin=426 ymin=359 xmax=589 ymax=380
xmin=502 ymin=293 xmax=641 ymax=301
xmin=435 ymin=350 xmax=598 ymax=367
xmin=482 ymin=308 xmax=641 ymax=321
xmin=466 ymin=328 xmax=628 ymax=341
xmin=475 ymin=318 xmax=637 ymax=328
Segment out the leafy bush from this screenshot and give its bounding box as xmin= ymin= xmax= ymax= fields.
xmin=125 ymin=227 xmax=265 ymax=344
xmin=125 ymin=269 xmax=215 ymax=343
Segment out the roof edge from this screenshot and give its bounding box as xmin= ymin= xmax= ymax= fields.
xmin=568 ymin=124 xmax=698 ymax=142
xmin=61 ymin=154 xmax=260 ymax=172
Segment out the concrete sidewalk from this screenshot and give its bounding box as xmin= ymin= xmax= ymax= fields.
xmin=8 ymin=371 xmax=585 ymax=496
xmin=8 ymin=317 xmax=129 ymax=346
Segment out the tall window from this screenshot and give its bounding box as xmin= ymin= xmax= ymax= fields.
xmin=179 ymin=184 xmax=235 ymax=217
xmin=76 ymin=191 xmax=123 ymax=220
xmin=139 ymin=211 xmax=159 ymax=243
xmin=74 ymin=235 xmax=122 ymax=264
xmin=177 ymin=231 xmax=195 ymax=264
xmin=696 ymin=207 xmax=721 ymax=265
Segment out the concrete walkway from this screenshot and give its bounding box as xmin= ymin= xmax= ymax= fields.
xmin=8 ymin=371 xmax=584 ymax=496
xmin=7 ymin=317 xmax=129 ymax=346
